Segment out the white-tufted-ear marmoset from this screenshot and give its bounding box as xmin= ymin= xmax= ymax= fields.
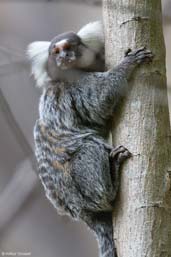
xmin=27 ymin=21 xmax=153 ymax=257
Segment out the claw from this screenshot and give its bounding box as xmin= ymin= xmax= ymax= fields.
xmin=124 ymin=48 xmax=132 ymax=57
xmin=110 ymin=145 xmax=132 ymax=164
xmin=125 ymin=47 xmax=153 ymax=64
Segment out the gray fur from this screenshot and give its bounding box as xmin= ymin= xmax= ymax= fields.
xmin=33 ymin=47 xmax=153 ymax=257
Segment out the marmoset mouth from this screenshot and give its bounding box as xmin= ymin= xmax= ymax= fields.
xmin=56 ymin=58 xmax=66 ymax=68
xmin=56 ymin=58 xmax=76 ymax=70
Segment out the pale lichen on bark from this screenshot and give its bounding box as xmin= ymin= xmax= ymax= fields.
xmin=103 ymin=0 xmax=171 ymax=256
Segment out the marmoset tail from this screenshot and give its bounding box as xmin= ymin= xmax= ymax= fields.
xmin=27 ymin=20 xmax=153 ymax=257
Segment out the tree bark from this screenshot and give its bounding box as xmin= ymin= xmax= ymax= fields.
xmin=103 ymin=0 xmax=171 ymax=257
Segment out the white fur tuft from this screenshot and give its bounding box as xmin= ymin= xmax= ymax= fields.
xmin=77 ymin=21 xmax=104 ymax=53
xmin=27 ymin=41 xmax=51 ymax=88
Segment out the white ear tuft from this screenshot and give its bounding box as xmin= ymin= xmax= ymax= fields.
xmin=77 ymin=21 xmax=104 ymax=53
xmin=27 ymin=41 xmax=51 ymax=88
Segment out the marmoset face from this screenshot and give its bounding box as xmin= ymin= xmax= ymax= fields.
xmin=49 ymin=32 xmax=84 ymax=70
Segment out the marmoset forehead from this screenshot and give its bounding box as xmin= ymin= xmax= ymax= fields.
xmin=50 ymin=32 xmax=81 ymax=50
xmin=55 ymin=39 xmax=68 ymax=47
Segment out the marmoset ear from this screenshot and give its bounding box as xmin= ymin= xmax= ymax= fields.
xmin=27 ymin=41 xmax=51 ymax=88
xmin=77 ymin=21 xmax=104 ymax=54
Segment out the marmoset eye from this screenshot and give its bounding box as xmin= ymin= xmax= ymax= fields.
xmin=64 ymin=43 xmax=71 ymax=50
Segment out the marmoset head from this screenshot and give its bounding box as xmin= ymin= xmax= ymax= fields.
xmin=48 ymin=32 xmax=95 ymax=70
xmin=27 ymin=21 xmax=104 ymax=87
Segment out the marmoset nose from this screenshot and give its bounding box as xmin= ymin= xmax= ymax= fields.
xmin=60 ymin=51 xmax=67 ymax=59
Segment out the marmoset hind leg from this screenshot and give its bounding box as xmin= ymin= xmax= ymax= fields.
xmin=70 ymin=142 xmax=131 ymax=214
xmin=109 ymin=145 xmax=131 ymax=204
xmin=69 ymin=143 xmax=131 ymax=257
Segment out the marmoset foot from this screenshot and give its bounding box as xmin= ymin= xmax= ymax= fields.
xmin=110 ymin=145 xmax=132 ymax=164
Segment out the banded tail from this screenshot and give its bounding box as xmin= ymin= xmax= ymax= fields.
xmin=85 ymin=212 xmax=117 ymax=257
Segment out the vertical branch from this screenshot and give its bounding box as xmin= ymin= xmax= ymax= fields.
xmin=103 ymin=0 xmax=171 ymax=256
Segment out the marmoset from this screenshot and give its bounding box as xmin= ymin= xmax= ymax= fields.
xmin=27 ymin=21 xmax=153 ymax=257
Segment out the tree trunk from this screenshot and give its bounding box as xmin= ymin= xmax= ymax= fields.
xmin=103 ymin=0 xmax=171 ymax=257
